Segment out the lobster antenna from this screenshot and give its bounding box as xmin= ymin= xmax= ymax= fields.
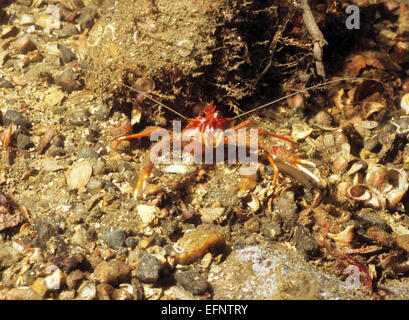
xmin=230 ymin=77 xmax=384 ymax=120
xmin=85 ymin=70 xmax=189 ymax=121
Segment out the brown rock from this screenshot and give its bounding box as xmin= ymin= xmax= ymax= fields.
xmin=174 ymin=225 xmax=227 ymax=265
xmin=12 ymin=36 xmax=36 ymax=53
xmin=93 ymin=260 xmax=131 ymax=286
xmin=396 ymin=234 xmax=409 ymax=253
xmin=96 ymin=283 xmax=113 ymax=300
xmin=66 ymin=270 xmax=84 ymax=289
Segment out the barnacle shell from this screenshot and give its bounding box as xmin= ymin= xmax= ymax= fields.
xmin=385 ymin=168 xmax=408 ymax=210
xmin=347 ymin=184 xmax=372 ymax=202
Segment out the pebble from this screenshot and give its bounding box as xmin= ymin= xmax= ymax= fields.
xmin=7 ymin=287 xmax=39 ymax=300
xmin=3 ymin=109 xmax=30 ymax=128
xmin=62 ymin=253 xmax=87 ymax=273
xmin=93 ymin=159 xmax=105 ymax=175
xmin=93 ymin=260 xmax=131 ymax=286
xmin=137 ymin=204 xmax=158 ymax=227
xmin=94 ymin=104 xmax=111 ymax=121
xmin=78 ymin=145 xmax=99 ymax=159
xmin=96 ymin=283 xmax=114 ymax=300
xmin=0 ymin=79 xmax=14 ymax=89
xmin=209 ymin=244 xmax=370 ymax=300
xmin=77 ymin=6 xmax=98 ymax=30
xmin=136 ymin=254 xmax=162 ymax=283
xmin=16 ymin=133 xmax=32 ymax=150
xmin=20 ymin=14 xmax=34 ymax=25
xmin=57 ymin=24 xmax=79 ymax=38
xmin=199 ymin=207 xmax=226 ymax=224
xmin=56 ymin=68 xmax=81 ymax=92
xmin=86 ymin=177 xmax=104 ymax=193
xmin=66 ymin=270 xmax=84 ymax=290
xmin=44 ymin=268 xmax=66 ymax=290
xmin=47 ymin=146 xmax=66 ymax=156
xmin=58 ymin=44 xmax=76 ymax=64
xmin=68 ymin=109 xmax=90 ymax=126
xmin=77 ymin=281 xmax=97 ymax=300
xmin=0 ymin=245 xmax=21 ymax=269
xmin=174 ymin=225 xmax=226 ymax=265
xmin=175 ymin=270 xmax=208 ymax=295
xmin=30 ymin=278 xmax=48 ymax=298
xmin=103 ymin=229 xmax=127 ymax=249
xmin=12 ymin=36 xmax=36 ymax=53
xmin=125 ymin=236 xmax=138 ymax=249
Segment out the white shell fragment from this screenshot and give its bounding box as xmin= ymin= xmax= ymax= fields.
xmin=137 ymin=204 xmax=158 ymax=226
xmin=176 ymin=40 xmax=194 ymax=57
xmin=66 ymin=160 xmax=92 ymax=190
xmin=164 ymin=164 xmax=197 ymax=174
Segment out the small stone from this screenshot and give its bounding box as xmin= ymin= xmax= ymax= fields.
xmin=396 ymin=234 xmax=409 ymax=253
xmin=12 ymin=36 xmax=36 ymax=53
xmin=20 ymin=14 xmax=34 ymax=25
xmin=0 ymin=245 xmax=21 ymax=269
xmin=78 ymin=145 xmax=98 ymax=159
xmin=62 ymin=253 xmax=86 ymax=273
xmin=56 ymin=68 xmax=81 ymax=92
xmin=136 ymin=254 xmax=162 ymax=283
xmin=199 ymin=207 xmax=226 ymax=224
xmin=44 ymin=268 xmax=66 ymax=290
xmin=137 ymin=204 xmax=158 ymax=227
xmin=45 ymin=89 xmax=65 ymax=107
xmin=125 ymin=236 xmax=138 ymax=249
xmin=86 ymin=177 xmax=104 ymax=193
xmin=47 ymin=146 xmax=66 ymax=156
xmin=3 ymin=110 xmax=30 ymax=128
xmin=77 ymin=6 xmax=98 ymax=31
xmin=93 ymin=260 xmax=131 ymax=286
xmin=94 ymin=104 xmax=111 ymax=121
xmin=93 ymin=159 xmax=105 ymax=175
xmin=58 ymin=44 xmax=76 ymax=64
xmin=30 ymin=278 xmax=48 ymax=298
xmin=58 ymin=290 xmax=76 ymax=300
xmin=57 ymin=24 xmax=79 ymax=38
xmin=66 ymin=270 xmax=84 ymax=289
xmin=77 ymin=281 xmax=96 ymax=300
xmin=175 ymin=270 xmax=208 ymax=295
xmin=96 ymin=283 xmax=114 ymax=300
xmin=0 ymin=79 xmax=14 ymax=89
xmin=16 ymin=134 xmax=32 ymax=150
xmin=7 ymin=287 xmax=39 ymax=300
xmin=69 ymin=109 xmax=90 ymax=126
xmin=103 ymin=229 xmax=126 ymax=250
xmin=174 ymin=225 xmax=226 ymax=265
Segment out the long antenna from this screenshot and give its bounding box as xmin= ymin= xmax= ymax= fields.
xmin=86 ymin=71 xmax=189 ymax=121
xmin=229 ymin=77 xmax=383 ymax=120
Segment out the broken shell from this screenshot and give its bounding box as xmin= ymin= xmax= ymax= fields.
xmin=176 ymin=39 xmax=194 ymax=57
xmin=66 ymin=160 xmax=93 ymax=190
xmin=365 ymin=164 xmax=388 ymax=189
xmin=385 ymin=168 xmax=408 ymax=210
xmin=247 ymin=194 xmax=260 ymax=212
xmin=135 ymin=78 xmax=155 ymax=93
xmin=401 ymin=93 xmax=409 ymax=115
xmin=347 ymin=184 xmax=372 ymax=202
xmin=328 ymin=225 xmax=355 ymax=247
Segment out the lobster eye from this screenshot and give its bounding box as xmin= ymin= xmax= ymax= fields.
xmin=200 ymin=112 xmax=206 ymax=117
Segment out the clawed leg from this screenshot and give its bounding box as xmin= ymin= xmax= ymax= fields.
xmin=115 ymin=126 xmax=169 ymax=149
xmin=134 ymin=165 xmax=152 ymax=199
